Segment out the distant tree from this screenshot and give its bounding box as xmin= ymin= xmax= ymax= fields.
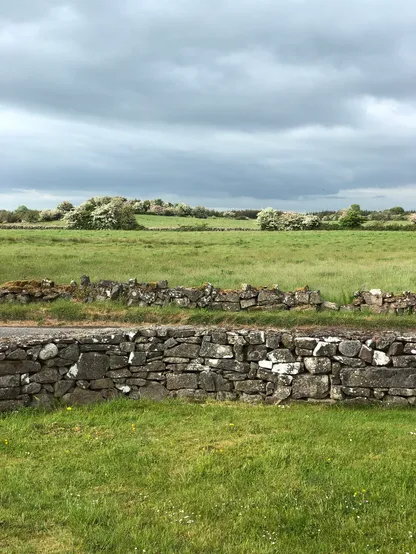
xmin=192 ymin=206 xmax=209 ymax=219
xmin=408 ymin=213 xmax=416 ymax=225
xmin=389 ymin=206 xmax=405 ymax=215
xmin=152 ymin=198 xmax=164 ymax=207
xmin=339 ymin=205 xmax=366 ymax=228
xmin=174 ymin=203 xmax=193 ymax=217
xmin=56 ymin=200 xmax=74 ymax=214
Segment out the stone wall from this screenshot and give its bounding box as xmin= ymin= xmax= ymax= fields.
xmin=2 ymin=279 xmax=416 ymax=314
xmin=1 ymin=326 xmax=416 ymax=412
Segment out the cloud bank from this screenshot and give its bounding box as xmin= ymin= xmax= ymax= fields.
xmin=1 ymin=0 xmax=416 ymax=210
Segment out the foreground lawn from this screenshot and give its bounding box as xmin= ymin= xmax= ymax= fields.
xmin=1 ymin=401 xmax=415 ymax=553
xmin=1 ymin=230 xmax=416 ymax=304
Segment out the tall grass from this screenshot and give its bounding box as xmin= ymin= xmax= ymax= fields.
xmin=1 ymin=230 xmax=415 ymax=304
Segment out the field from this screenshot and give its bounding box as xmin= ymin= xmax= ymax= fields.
xmin=1 ymin=400 xmax=415 ymax=553
xmin=1 ymin=229 xmax=416 ymax=304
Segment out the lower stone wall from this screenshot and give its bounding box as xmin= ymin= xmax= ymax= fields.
xmin=1 ymin=326 xmax=416 ymax=412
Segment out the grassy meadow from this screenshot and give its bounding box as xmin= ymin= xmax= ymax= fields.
xmin=1 ymin=400 xmax=415 ymax=553
xmin=1 ymin=229 xmax=416 ymax=304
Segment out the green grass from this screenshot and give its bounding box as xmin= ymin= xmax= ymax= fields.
xmin=1 ymin=300 xmax=416 ymax=330
xmin=1 ymin=400 xmax=415 ymax=553
xmin=136 ymin=214 xmax=258 ymax=228
xmin=1 ymin=229 xmax=416 ymax=304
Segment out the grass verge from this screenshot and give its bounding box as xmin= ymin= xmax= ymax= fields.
xmin=1 ymin=400 xmax=415 ymax=553
xmin=0 ymin=300 xmax=415 ymax=330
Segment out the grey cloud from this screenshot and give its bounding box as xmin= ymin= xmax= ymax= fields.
xmin=1 ymin=0 xmax=416 ymax=209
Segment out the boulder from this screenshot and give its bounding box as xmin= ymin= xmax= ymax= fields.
xmin=292 ymin=375 xmax=329 ymax=399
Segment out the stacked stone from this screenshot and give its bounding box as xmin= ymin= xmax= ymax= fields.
xmin=1 ymin=327 xmax=416 ymax=412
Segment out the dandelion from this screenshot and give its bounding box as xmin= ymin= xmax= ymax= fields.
xmin=3 ymin=439 xmax=9 ymax=446
xmin=66 ymin=406 xmax=72 ymax=411
xmin=131 ymin=424 xmax=136 ymax=432
xmin=229 ymin=423 xmax=234 ymax=427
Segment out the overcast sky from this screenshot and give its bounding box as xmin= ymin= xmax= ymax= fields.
xmin=1 ymin=0 xmax=416 ymax=211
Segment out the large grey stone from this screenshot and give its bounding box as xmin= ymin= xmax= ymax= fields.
xmin=265 ymin=386 xmax=291 ymax=404
xmin=54 ymin=380 xmax=74 ymax=397
xmin=139 ymin=382 xmax=169 ymax=401
xmin=65 ymin=387 xmax=104 ymax=405
xmin=109 ymin=355 xmax=129 ymax=369
xmin=0 ymin=399 xmax=28 ymax=412
xmin=165 ymin=343 xmax=200 ymax=358
xmin=313 ymin=342 xmax=337 ymax=357
xmin=392 ymin=356 xmax=416 ymax=368
xmin=0 ymin=360 xmax=41 ymax=377
xmin=304 ymin=357 xmax=331 ymax=374
xmin=30 ymin=368 xmax=60 ymax=383
xmin=247 ymin=345 xmax=268 ymax=361
xmin=206 ymin=359 xmax=249 ymax=372
xmin=60 ymin=344 xmax=80 ymax=361
xmin=0 ymin=387 xmax=20 ymax=400
xmin=294 ymin=337 xmax=318 ymax=350
xmin=22 ymin=382 xmax=41 ymax=394
xmin=166 ymin=374 xmax=198 ymax=390
xmin=359 ymin=345 xmax=373 ymax=364
xmin=373 ymin=351 xmax=391 ymax=366
xmin=338 ymin=340 xmax=361 ymax=357
xmin=39 ymin=343 xmax=59 ymax=360
xmin=292 ymin=375 xmax=329 ymax=399
xmin=199 ymin=343 xmax=233 ymax=359
xmin=340 ymin=367 xmax=416 ymax=388
xmin=128 ymin=352 xmax=147 ymax=366
xmin=6 ymin=348 xmax=27 ymax=360
xmin=234 ymin=380 xmax=266 ymax=394
xmin=0 ymin=374 xmax=20 ymax=388
xmin=267 ymin=349 xmax=295 ymax=363
xmin=67 ymin=352 xmax=110 ymax=380
xmin=272 ymin=362 xmax=303 ymax=375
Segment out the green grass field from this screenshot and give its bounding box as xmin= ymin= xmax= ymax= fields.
xmin=1 ymin=229 xmax=416 ymax=304
xmin=1 ymin=400 xmax=415 ymax=553
xmin=136 ymin=214 xmax=258 ymax=228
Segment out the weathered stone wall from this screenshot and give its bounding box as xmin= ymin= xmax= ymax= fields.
xmin=1 ymin=326 xmax=416 ymax=412
xmin=2 ymin=279 xmax=416 ymax=314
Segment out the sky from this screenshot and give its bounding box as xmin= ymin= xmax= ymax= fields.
xmin=1 ymin=0 xmax=416 ymax=211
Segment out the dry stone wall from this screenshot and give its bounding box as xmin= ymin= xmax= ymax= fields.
xmin=1 ymin=326 xmax=416 ymax=412
xmin=2 ymin=279 xmax=416 ymax=314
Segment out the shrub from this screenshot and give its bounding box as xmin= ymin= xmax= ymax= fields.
xmin=408 ymin=213 xmax=416 ymax=225
xmin=257 ymin=209 xmax=320 ymax=230
xmin=39 ymin=209 xmax=61 ymax=221
xmin=65 ymin=197 xmax=140 ymax=230
xmin=256 ymin=208 xmax=280 ymax=230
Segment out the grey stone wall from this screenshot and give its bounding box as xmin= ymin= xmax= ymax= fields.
xmin=1 ymin=326 xmax=416 ymax=412
xmin=1 ymin=279 xmax=416 ymax=314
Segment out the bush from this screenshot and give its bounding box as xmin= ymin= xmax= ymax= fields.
xmin=65 ymin=197 xmax=140 ymax=230
xmin=256 ymin=208 xmax=280 ymax=230
xmin=257 ymin=208 xmax=320 ymax=230
xmin=39 ymin=209 xmax=61 ymax=221
xmin=408 ymin=213 xmax=416 ymax=225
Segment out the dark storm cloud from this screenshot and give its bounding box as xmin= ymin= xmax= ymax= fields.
xmin=1 ymin=0 xmax=416 ymax=209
